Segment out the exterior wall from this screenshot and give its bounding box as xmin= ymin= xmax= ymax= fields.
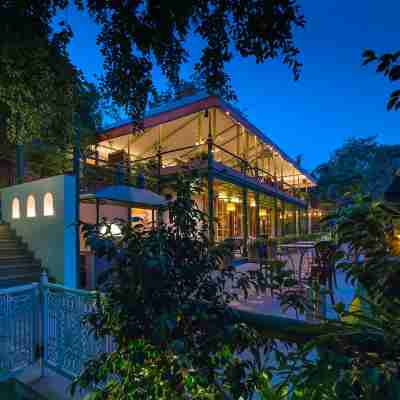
xmin=80 ymin=202 xmax=130 ymax=289
xmin=80 ymin=203 xmax=130 ymax=250
xmin=0 ymin=175 xmax=77 ymax=287
xmin=0 ymin=160 xmax=15 ymax=189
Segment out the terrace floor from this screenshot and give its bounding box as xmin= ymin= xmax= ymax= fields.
xmin=16 ymin=253 xmax=356 ymax=399
xmin=230 ymin=259 xmax=355 ymax=321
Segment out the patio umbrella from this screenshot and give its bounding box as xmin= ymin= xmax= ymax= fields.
xmin=80 ymin=185 xmax=167 ymax=209
xmin=80 ymin=185 xmax=168 ymax=225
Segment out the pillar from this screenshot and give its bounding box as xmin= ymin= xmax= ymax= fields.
xmin=295 ymin=208 xmax=300 ymax=236
xmin=73 ymin=128 xmax=81 ymax=288
xmin=273 ymin=198 xmax=278 ymax=237
xmin=16 ymin=144 xmax=24 ymax=184
xmin=207 ymin=115 xmax=215 ymax=244
xmin=255 ymin=193 xmax=260 ymax=238
xmin=242 ymin=187 xmax=249 ymax=257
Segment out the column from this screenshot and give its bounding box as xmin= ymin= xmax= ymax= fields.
xmin=242 ymin=186 xmax=249 ymax=257
xmin=255 ymin=193 xmax=260 ymax=238
xmin=207 ymin=111 xmax=215 ymax=244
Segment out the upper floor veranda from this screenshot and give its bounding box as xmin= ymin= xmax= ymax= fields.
xmin=92 ymin=92 xmax=316 ymax=206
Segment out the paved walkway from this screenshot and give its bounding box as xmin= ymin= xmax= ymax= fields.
xmin=18 ymin=257 xmax=355 ymax=399
xmin=230 ymin=261 xmax=355 ymax=321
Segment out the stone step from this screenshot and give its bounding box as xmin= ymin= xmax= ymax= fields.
xmin=0 ymin=273 xmax=41 ymax=289
xmin=0 ymin=233 xmax=15 ymax=239
xmin=0 ymin=249 xmax=33 ymax=258
xmin=0 ymin=224 xmax=41 ymax=286
xmin=0 ymin=255 xmax=37 ymax=265
xmin=0 ymin=264 xmax=41 ymax=277
xmin=0 ymin=241 xmax=27 ymax=250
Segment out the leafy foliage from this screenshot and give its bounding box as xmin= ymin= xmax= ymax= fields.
xmin=9 ymin=0 xmax=304 ymax=127
xmin=275 ymin=193 xmax=400 ymax=400
xmin=0 ymin=1 xmax=77 ymax=145
xmin=313 ymin=136 xmax=400 ymax=201
xmin=363 ymin=49 xmax=400 ymax=111
xmin=73 ymin=176 xmax=312 ymax=399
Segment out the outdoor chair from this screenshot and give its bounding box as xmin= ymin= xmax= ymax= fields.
xmin=311 ymin=241 xmax=338 ymax=304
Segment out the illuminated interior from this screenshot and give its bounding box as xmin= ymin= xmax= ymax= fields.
xmin=11 ymin=197 xmax=21 ymax=219
xmin=43 ymin=192 xmax=55 ymax=216
xmin=26 ymin=195 xmax=36 ymax=218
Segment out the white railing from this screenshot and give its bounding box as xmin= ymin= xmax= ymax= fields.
xmin=0 ymin=274 xmax=114 ymax=382
xmin=42 ymin=280 xmax=114 ymax=379
xmin=0 ymin=283 xmax=39 ymax=382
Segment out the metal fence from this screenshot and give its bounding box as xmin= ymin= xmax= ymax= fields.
xmin=0 ymin=283 xmax=39 ymax=381
xmin=42 ymin=282 xmax=114 ymax=380
xmin=0 ymin=276 xmax=114 ymax=383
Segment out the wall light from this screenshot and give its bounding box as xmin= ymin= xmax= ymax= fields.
xmin=100 ymin=223 xmax=122 ymax=237
xmin=43 ymin=192 xmax=55 ymax=216
xmin=11 ymin=197 xmax=21 ymax=219
xmin=26 ymin=195 xmax=36 ymax=218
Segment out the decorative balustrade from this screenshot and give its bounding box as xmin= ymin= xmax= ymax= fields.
xmin=0 ymin=283 xmax=39 ymax=381
xmin=0 ymin=276 xmax=115 ymax=383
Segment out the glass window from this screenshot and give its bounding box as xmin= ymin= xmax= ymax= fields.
xmin=26 ymin=195 xmax=36 ymax=218
xmin=43 ymin=192 xmax=55 ymax=216
xmin=11 ymin=197 xmax=21 ymax=219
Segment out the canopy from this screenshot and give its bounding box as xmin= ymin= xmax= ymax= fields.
xmin=80 ymin=185 xmax=167 ymax=209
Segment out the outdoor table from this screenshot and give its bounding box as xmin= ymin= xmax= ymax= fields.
xmin=278 ymin=243 xmax=315 ymax=281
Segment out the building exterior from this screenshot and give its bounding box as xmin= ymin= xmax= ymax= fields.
xmin=0 ymin=92 xmax=318 ymax=289
xmin=94 ymin=92 xmax=316 ymax=254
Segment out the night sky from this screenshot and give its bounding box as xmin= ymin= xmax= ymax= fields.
xmin=58 ymin=0 xmax=400 ymax=171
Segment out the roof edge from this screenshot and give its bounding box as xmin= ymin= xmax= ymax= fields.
xmin=99 ymin=93 xmax=316 ymax=185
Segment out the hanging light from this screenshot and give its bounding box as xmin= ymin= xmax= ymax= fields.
xmin=231 ymin=196 xmax=240 ymax=204
xmin=250 ymin=200 xmax=256 ymax=207
xmin=227 ymin=203 xmax=236 ymax=212
xmin=218 ymin=192 xmax=228 ymax=201
xmin=259 ymin=209 xmax=267 ymax=217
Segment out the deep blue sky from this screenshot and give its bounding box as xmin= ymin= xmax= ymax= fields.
xmin=58 ymin=0 xmax=400 ymax=171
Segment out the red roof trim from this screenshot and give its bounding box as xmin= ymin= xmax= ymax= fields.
xmin=98 ymin=96 xmax=221 ymax=142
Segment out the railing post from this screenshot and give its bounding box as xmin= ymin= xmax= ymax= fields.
xmin=157 ymin=150 xmax=163 ymax=227
xmin=242 ymin=161 xmax=249 ymax=257
xmin=207 ymin=134 xmax=215 ymax=245
xmin=157 ymin=149 xmax=162 ymax=195
xmin=40 ymin=271 xmax=48 ymax=378
xmin=255 ymin=168 xmax=260 ymax=238
xmin=273 ymin=198 xmax=278 ymax=237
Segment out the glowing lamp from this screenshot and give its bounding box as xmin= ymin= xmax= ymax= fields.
xmin=227 ymin=203 xmax=236 ymax=212
xmin=100 ymin=223 xmax=122 ymax=237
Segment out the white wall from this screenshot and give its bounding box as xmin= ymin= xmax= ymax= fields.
xmin=1 ymin=175 xmax=78 ymax=287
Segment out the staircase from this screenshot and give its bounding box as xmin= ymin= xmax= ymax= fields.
xmin=0 ymin=224 xmax=41 ymax=288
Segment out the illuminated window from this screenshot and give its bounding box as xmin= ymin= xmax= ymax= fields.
xmin=43 ymin=193 xmax=55 ymax=216
xmin=26 ymin=195 xmax=36 ymax=218
xmin=11 ymin=198 xmax=21 ymax=219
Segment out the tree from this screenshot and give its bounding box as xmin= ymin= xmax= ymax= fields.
xmin=277 ymin=193 xmax=400 ymax=400
xmin=0 ymin=1 xmax=79 ymax=146
xmin=3 ymin=0 xmax=305 ymax=132
xmin=363 ymin=49 xmax=400 ymax=111
xmin=83 ymin=0 xmax=305 ymax=124
xmin=73 ymin=176 xmax=301 ymax=399
xmin=313 ymin=137 xmax=400 ymax=202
